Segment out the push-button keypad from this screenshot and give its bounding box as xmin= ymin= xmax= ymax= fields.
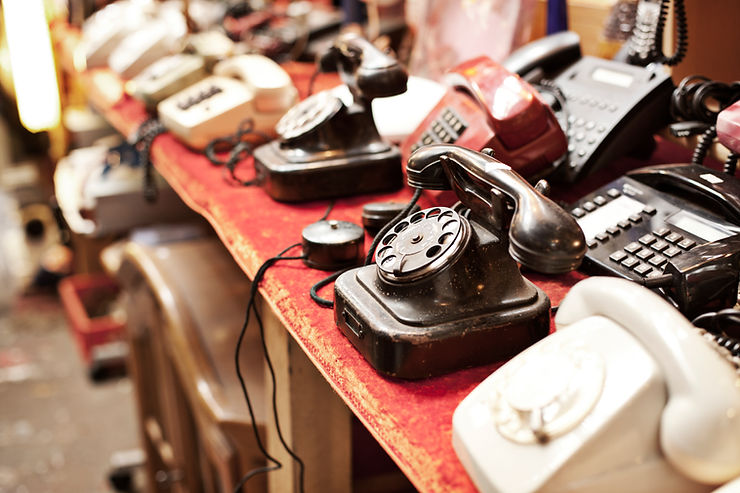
xmin=414 ymin=108 xmax=468 ymax=151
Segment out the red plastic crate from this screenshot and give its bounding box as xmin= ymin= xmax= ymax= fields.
xmin=58 ymin=274 xmax=125 ymax=363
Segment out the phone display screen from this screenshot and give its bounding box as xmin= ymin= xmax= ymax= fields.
xmin=591 ymin=67 xmax=634 ymax=88
xmin=667 ymin=210 xmax=735 ymax=242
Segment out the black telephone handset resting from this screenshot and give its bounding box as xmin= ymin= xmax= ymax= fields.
xmin=253 ymin=32 xmax=408 ymax=202
xmin=334 ymin=144 xmax=586 ymax=379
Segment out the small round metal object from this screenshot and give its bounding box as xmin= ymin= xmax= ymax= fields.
xmin=276 ymin=90 xmax=343 ymax=141
xmin=375 ymin=207 xmax=469 ymax=282
xmin=302 ymin=220 xmax=364 ymax=271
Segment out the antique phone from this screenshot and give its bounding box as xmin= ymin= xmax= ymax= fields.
xmin=108 ymin=9 xmax=187 ymax=80
xmin=252 ymin=32 xmax=408 ymax=202
xmin=81 ymin=1 xmax=148 ymax=68
xmin=452 ymin=277 xmax=740 ymax=493
xmin=333 ymin=145 xmax=586 ymax=378
xmin=127 ymin=54 xmax=207 ymax=110
xmin=157 ymin=54 xmax=298 ymax=150
xmin=401 ymin=57 xmax=568 ymax=179
xmin=569 ymin=163 xmax=740 ymax=318
xmin=502 ymin=31 xmax=675 ymax=183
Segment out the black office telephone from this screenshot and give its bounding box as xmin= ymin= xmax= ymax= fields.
xmin=570 ymin=163 xmax=740 ymax=318
xmin=503 ymin=31 xmax=675 ymax=183
xmin=252 ymin=32 xmax=408 ymax=202
xmin=333 ymin=144 xmax=586 ymax=379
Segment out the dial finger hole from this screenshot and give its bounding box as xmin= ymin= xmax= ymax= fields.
xmin=442 ymin=219 xmax=459 ymax=232
xmin=376 ymin=246 xmax=392 ymax=259
xmin=438 ymin=210 xmax=454 ymax=221
xmin=426 ymin=245 xmax=442 ymax=258
xmin=410 ymin=212 xmax=425 ymax=223
xmin=426 ymin=208 xmax=441 ymax=218
xmin=394 ymin=221 xmax=409 ymax=233
xmin=382 ymin=233 xmax=397 ymax=245
xmin=438 ymin=232 xmax=454 ymax=245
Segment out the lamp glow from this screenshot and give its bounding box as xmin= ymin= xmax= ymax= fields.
xmin=2 ymin=0 xmax=61 ymax=133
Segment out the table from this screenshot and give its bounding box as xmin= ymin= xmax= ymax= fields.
xmin=73 ymin=55 xmax=696 ymax=492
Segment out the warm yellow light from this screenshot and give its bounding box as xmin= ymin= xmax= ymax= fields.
xmin=2 ymin=0 xmax=61 ymax=133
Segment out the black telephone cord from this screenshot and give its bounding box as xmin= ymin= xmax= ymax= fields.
xmin=691 ymin=125 xmax=716 ymax=166
xmin=652 ymin=0 xmax=688 ymax=67
xmin=724 ymin=153 xmax=739 ymax=176
xmin=234 ymin=242 xmax=307 ymax=493
xmin=692 ymin=308 xmax=740 ymax=358
xmin=204 ymin=118 xmax=271 ymax=187
xmin=130 ymin=118 xmax=167 ymax=202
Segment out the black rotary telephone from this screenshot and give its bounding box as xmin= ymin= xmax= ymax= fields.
xmin=333 ymin=144 xmax=587 ymax=379
xmin=253 ymin=32 xmax=408 ymax=202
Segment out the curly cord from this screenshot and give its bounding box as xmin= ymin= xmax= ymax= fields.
xmin=691 ymin=125 xmax=716 ymax=165
xmin=652 ymin=0 xmax=688 ymax=67
xmin=724 ymin=153 xmax=739 ymax=176
xmin=130 ymin=118 xmax=167 ymax=203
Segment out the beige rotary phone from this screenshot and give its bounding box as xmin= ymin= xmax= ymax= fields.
xmin=157 ymin=54 xmax=298 ymax=150
xmin=453 ymin=277 xmax=740 ymax=493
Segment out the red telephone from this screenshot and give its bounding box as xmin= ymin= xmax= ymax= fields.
xmin=401 ymin=57 xmax=567 ymax=179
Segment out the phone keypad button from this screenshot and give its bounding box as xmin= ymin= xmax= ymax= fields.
xmin=648 ymin=255 xmax=667 ymax=267
xmin=663 ymin=246 xmax=682 ymax=258
xmin=636 ymin=248 xmax=654 ymax=261
xmin=638 ymin=234 xmax=657 ymax=246
xmin=422 ymin=133 xmax=434 ymax=145
xmin=653 ymin=227 xmax=670 ymax=237
xmin=678 ymin=239 xmax=696 ymax=250
xmin=597 ymin=125 xmax=606 ymax=133
xmin=609 ymin=251 xmax=628 ymax=263
xmin=651 ymin=240 xmax=669 ymax=252
xmin=624 ymin=242 xmax=641 ymax=253
xmin=621 ymin=257 xmax=640 ymax=269
xmin=587 ymin=136 xmax=597 ymax=145
xmin=593 ymin=196 xmax=607 ymax=206
xmin=582 ymin=201 xmax=597 ymax=212
xmin=642 ymin=205 xmax=657 ymax=215
xmin=595 ymin=232 xmax=609 ymax=242
xmin=634 ymin=263 xmax=653 ymax=276
xmin=617 ymin=220 xmax=631 ymax=229
xmin=571 ymin=207 xmax=586 ymax=218
xmin=607 ymin=188 xmax=621 ymax=198
xmin=575 ymin=132 xmax=585 ymax=141
xmin=577 ymin=148 xmax=587 ymax=157
xmin=629 ymin=214 xmax=643 ymax=223
xmin=665 ymin=232 xmax=683 ymax=243
xmin=568 ymin=143 xmax=576 ymax=152
xmin=587 ymin=239 xmax=598 ymax=249
xmin=585 ymin=121 xmax=595 ymax=130
xmin=575 ymin=118 xmax=585 ymax=127
xmin=606 ymin=226 xmax=620 ymax=236
xmin=609 ymin=104 xmax=618 ymax=112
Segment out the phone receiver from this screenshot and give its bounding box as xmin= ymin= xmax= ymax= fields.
xmin=406 ymin=144 xmax=586 ymax=273
xmin=320 ymin=32 xmax=408 ymax=100
xmin=213 ymin=55 xmax=298 ymax=113
xmin=556 ymin=277 xmax=740 ymax=484
xmin=502 ymin=30 xmax=582 ymax=81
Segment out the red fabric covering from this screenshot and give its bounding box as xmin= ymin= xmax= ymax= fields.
xmin=83 ymin=64 xmax=696 ymax=491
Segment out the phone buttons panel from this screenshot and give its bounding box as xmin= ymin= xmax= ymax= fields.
xmin=414 ymin=108 xmax=469 ymax=151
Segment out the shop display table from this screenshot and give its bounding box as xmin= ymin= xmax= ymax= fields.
xmin=72 ymin=54 xmax=696 ymax=492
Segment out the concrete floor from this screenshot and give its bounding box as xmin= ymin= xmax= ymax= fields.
xmin=0 ymin=292 xmax=139 ymax=493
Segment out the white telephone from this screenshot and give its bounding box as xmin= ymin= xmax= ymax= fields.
xmin=157 ymin=54 xmax=298 ymax=150
xmin=81 ymin=1 xmax=148 ymax=69
xmin=127 ymin=54 xmax=207 ymax=110
xmin=452 ymin=277 xmax=740 ymax=493
xmin=108 ymin=9 xmax=186 ymax=80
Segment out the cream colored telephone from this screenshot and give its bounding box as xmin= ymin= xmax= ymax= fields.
xmin=453 ymin=277 xmax=740 ymax=493
xmin=157 ymin=54 xmax=298 ymax=150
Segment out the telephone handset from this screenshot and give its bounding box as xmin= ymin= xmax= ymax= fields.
xmin=453 ymin=277 xmax=740 ymax=493
xmin=401 ymin=56 xmax=568 ymax=179
xmin=569 ymin=163 xmax=740 ymax=318
xmin=157 ymin=54 xmax=298 ymax=150
xmin=502 ymin=31 xmax=675 ymax=183
xmin=252 ymin=32 xmax=408 ymax=202
xmin=333 ymin=144 xmax=586 ymax=378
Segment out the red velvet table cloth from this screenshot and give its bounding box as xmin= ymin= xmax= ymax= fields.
xmin=81 ymin=62 xmax=696 ymax=492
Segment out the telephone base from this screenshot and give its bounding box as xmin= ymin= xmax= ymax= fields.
xmin=334 ymin=265 xmax=551 ymax=379
xmin=253 ymin=142 xmax=403 ymax=202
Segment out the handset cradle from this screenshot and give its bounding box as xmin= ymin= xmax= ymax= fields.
xmin=253 ymin=32 xmax=408 ymax=202
xmin=334 ymin=144 xmax=585 ymax=378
